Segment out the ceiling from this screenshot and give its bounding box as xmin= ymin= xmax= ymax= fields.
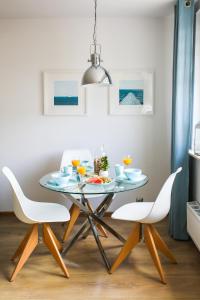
xmin=0 ymin=0 xmax=175 ymax=19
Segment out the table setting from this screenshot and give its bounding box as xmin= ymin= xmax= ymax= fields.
xmin=41 ymin=154 xmax=147 ymax=194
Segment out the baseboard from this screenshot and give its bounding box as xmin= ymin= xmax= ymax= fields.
xmin=0 ymin=211 xmax=14 ymax=215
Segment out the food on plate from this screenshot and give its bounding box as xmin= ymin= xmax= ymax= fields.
xmin=86 ymin=176 xmax=112 ymax=184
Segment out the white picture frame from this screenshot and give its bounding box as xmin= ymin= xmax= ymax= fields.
xmin=43 ymin=70 xmax=86 ymax=115
xmin=108 ymin=70 xmax=154 ymax=115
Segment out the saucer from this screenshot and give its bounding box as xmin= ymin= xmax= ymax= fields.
xmin=115 ymin=174 xmax=127 ymax=181
xmin=47 ymin=179 xmax=77 ymax=189
xmin=115 ymin=174 xmax=147 ymax=184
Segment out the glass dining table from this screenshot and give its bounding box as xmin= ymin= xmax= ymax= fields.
xmin=40 ymin=172 xmax=148 ymax=272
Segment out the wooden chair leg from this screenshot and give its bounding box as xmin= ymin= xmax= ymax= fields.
xmin=11 ymin=225 xmax=36 ymax=261
xmin=47 ymin=225 xmax=63 ymax=252
xmin=87 ymin=201 xmax=108 ymax=238
xmin=43 ymin=223 xmax=69 ymax=278
xmin=150 ymin=225 xmax=177 ymax=263
xmin=144 ymin=225 xmax=166 ymax=284
xmin=62 ymin=204 xmax=80 ymax=242
xmin=110 ymin=222 xmax=140 ymax=273
xmin=10 ymin=224 xmax=38 ymax=282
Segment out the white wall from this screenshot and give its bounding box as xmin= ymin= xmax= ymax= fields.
xmin=0 ymin=16 xmax=174 ymax=211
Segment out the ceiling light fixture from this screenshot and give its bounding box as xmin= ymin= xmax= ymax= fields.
xmin=81 ymin=0 xmax=112 ymax=86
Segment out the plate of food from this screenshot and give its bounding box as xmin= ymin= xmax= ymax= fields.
xmin=86 ymin=176 xmax=113 ymax=186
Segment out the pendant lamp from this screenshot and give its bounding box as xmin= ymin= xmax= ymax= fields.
xmin=81 ymin=0 xmax=112 ymax=86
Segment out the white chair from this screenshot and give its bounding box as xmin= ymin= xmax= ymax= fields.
xmin=110 ymin=167 xmax=182 ymax=284
xmin=2 ymin=166 xmax=70 ymax=281
xmin=60 ymin=149 xmax=93 ymax=170
xmin=60 ymin=149 xmax=107 ymax=241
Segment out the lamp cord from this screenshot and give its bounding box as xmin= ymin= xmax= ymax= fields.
xmin=93 ymin=0 xmax=97 ymax=52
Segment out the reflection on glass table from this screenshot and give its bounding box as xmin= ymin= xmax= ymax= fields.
xmin=40 ymin=172 xmax=148 ymax=195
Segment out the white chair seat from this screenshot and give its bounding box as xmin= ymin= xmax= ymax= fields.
xmin=25 ymin=200 xmax=70 ymax=223
xmin=112 ymin=202 xmax=154 ymax=222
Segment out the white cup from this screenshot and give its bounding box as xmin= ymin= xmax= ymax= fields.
xmin=115 ymin=164 xmax=124 ymax=177
xmin=62 ymin=165 xmax=73 ymax=175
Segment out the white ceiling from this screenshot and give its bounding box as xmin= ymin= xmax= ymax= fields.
xmin=0 ymin=0 xmax=175 ymax=19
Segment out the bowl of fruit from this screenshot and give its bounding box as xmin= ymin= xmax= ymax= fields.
xmin=86 ymin=176 xmax=113 ymax=186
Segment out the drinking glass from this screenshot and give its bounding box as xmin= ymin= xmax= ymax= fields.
xmin=72 ymin=160 xmax=80 ymax=167
xmin=77 ymin=166 xmax=86 ymax=176
xmin=77 ymin=166 xmax=86 ymax=182
xmin=123 ymin=155 xmax=133 ymax=166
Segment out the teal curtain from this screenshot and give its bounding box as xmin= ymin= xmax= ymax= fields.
xmin=170 ymin=0 xmax=195 ymax=240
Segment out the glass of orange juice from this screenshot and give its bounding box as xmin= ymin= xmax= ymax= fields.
xmin=123 ymin=155 xmax=133 ymax=166
xmin=77 ymin=166 xmax=86 ymax=183
xmin=77 ymin=166 xmax=86 ymax=176
xmin=72 ymin=159 xmax=80 ymax=168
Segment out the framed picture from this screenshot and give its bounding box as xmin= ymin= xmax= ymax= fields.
xmin=108 ymin=70 xmax=154 ymax=115
xmin=43 ymin=70 xmax=86 ymax=115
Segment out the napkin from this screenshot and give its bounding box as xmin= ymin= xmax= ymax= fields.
xmin=47 ymin=179 xmax=60 ymax=186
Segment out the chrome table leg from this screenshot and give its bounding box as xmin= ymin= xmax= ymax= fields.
xmin=81 ymin=193 xmax=114 ymax=239
xmin=62 ymin=219 xmax=88 ymax=255
xmin=87 ymin=215 xmax=111 ymax=271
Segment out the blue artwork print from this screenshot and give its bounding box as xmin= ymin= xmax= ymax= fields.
xmin=54 ymin=81 xmax=78 ymax=106
xmin=119 ymin=80 xmax=144 ymax=105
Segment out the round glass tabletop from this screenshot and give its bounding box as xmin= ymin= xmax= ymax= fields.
xmin=40 ymin=172 xmax=149 ymax=195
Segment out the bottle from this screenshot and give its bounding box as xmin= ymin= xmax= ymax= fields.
xmin=99 ymin=145 xmax=109 ymax=177
xmin=94 ymin=158 xmax=100 ymax=175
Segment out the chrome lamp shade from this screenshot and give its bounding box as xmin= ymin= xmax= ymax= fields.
xmin=82 ymin=66 xmax=112 ymax=85
xmin=82 ymin=52 xmax=112 ymax=86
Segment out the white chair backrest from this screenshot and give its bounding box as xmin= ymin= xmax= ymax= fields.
xmin=60 ymin=149 xmax=93 ymax=169
xmin=2 ymin=167 xmax=32 ymax=224
xmin=142 ymin=167 xmax=182 ymax=224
